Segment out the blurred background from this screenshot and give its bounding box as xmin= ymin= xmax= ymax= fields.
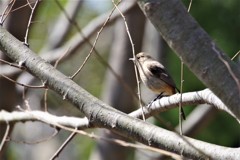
xmin=0 ymin=0 xmax=239 ymax=159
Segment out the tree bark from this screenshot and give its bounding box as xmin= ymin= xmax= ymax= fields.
xmin=0 ymin=1 xmax=33 ymax=158
xmin=1 ymin=26 xmax=240 ymax=159
xmin=137 ymin=0 xmax=240 ymax=119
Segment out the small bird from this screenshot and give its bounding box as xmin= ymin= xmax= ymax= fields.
xmin=131 ymin=52 xmax=185 ymax=119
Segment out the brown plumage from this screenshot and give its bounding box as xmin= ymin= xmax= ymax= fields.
xmin=135 ymin=52 xmax=179 ymax=96
xmin=133 ymin=52 xmax=185 ymax=119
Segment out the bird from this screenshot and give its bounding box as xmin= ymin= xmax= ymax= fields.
xmin=131 ymin=52 xmax=185 ymax=119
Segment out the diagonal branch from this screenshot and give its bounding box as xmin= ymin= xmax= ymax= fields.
xmin=0 ymin=1 xmax=137 ymax=76
xmin=0 ymin=110 xmax=89 ymax=129
xmin=1 ymin=26 xmax=240 ymax=159
xmin=41 ymin=1 xmax=137 ymax=63
xmin=137 ymin=0 xmax=240 ymax=120
xmin=130 ymin=89 xmax=239 ymax=122
xmin=0 ymin=88 xmax=237 ymax=127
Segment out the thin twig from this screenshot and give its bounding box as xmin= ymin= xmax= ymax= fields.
xmin=0 ymin=110 xmax=180 ymax=158
xmin=212 ymin=43 xmax=240 ymax=96
xmin=0 ymin=110 xmax=181 ymax=159
xmin=97 ymin=52 xmax=144 ymax=103
xmin=26 ymin=0 xmax=33 ymax=9
xmin=231 ymin=49 xmax=240 ymax=61
xmin=54 ymin=0 xmax=126 ymax=86
xmin=13 ymin=2 xmax=33 ymax=12
xmin=0 ymin=89 xmax=237 ymax=125
xmin=50 ymin=129 xmax=77 ymax=160
xmin=0 ymin=122 xmax=10 ymax=151
xmin=44 ymin=88 xmax=48 ymax=112
xmin=54 ymin=48 xmax=70 ymax=68
xmin=42 ymin=49 xmax=70 ymax=112
xmin=153 ymin=115 xmax=208 ymax=158
xmin=112 ymin=0 xmax=145 ymax=121
xmin=0 ymin=0 xmax=16 ymax=25
xmin=46 ymin=122 xmax=182 ymax=159
xmin=0 ymin=59 xmax=26 ymax=70
xmin=187 ymin=0 xmax=193 ymax=12
xmin=0 ymin=73 xmax=46 ymax=88
xmin=1 ymin=1 xmax=140 ymax=103
xmin=8 ymin=128 xmax=59 ymax=144
xmin=54 ymin=0 xmax=140 ymax=101
xmin=178 ymin=0 xmax=193 ymax=135
xmin=22 ymin=86 xmax=27 ymax=102
xmin=24 ymin=0 xmax=40 ymax=46
xmin=69 ymin=1 xmax=120 ymax=79
xmin=2 ymin=1 xmax=35 ymax=16
xmin=179 ymin=60 xmax=184 ymax=135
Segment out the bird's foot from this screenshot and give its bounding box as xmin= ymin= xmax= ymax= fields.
xmin=147 ymin=93 xmax=164 ymax=108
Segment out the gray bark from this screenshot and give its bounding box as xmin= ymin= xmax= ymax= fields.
xmin=137 ymin=0 xmax=240 ymax=119
xmin=91 ymin=5 xmax=145 ymax=160
xmin=1 ymin=26 xmax=239 ymax=159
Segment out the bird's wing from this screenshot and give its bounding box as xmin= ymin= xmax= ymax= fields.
xmin=148 ymin=63 xmax=178 ymax=91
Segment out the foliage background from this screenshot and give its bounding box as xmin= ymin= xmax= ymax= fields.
xmin=0 ymin=0 xmax=240 ymax=159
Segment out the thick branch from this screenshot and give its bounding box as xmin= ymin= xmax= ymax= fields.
xmin=0 ymin=1 xmax=137 ymax=76
xmin=0 ymin=89 xmax=235 ymax=127
xmin=0 ymin=88 xmax=233 ymax=127
xmin=131 ymin=89 xmax=239 ymax=122
xmin=0 ymin=110 xmax=89 ymax=129
xmin=0 ymin=26 xmax=239 ymax=159
xmin=138 ymin=0 xmax=240 ymax=119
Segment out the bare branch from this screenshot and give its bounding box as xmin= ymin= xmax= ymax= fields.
xmin=0 ymin=0 xmax=16 ymax=25
xmin=0 ymin=88 xmax=236 ymax=125
xmin=1 ymin=25 xmax=240 ymax=159
xmin=0 ymin=1 xmax=136 ymax=77
xmin=40 ymin=1 xmax=136 ymax=63
xmin=0 ymin=73 xmax=46 ymax=88
xmin=0 ymin=122 xmax=10 ymax=151
xmin=0 ymin=110 xmax=89 ymax=129
xmin=176 ymin=104 xmax=216 ymax=136
xmin=50 ymin=130 xmax=77 ymax=160
xmin=70 ymin=2 xmax=120 ymax=79
xmin=9 ymin=128 xmax=59 ymax=144
xmin=0 ymin=58 xmax=26 ymax=70
xmin=137 ymin=0 xmax=240 ymax=120
xmin=212 ymin=43 xmax=240 ymax=95
xmin=231 ymin=50 xmax=240 ymax=61
xmin=130 ymin=89 xmax=239 ymax=122
xmin=49 ymin=123 xmax=183 ymax=159
xmin=0 ymin=108 xmax=239 ymax=159
xmin=112 ymin=0 xmax=145 ymax=120
xmin=24 ymin=0 xmax=40 ymax=46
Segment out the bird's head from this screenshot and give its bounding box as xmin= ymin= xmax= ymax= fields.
xmin=129 ymin=52 xmax=152 ymax=63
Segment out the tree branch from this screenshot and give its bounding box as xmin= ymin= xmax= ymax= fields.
xmin=131 ymin=89 xmax=239 ymax=122
xmin=137 ymin=0 xmax=240 ymax=120
xmin=0 ymin=1 xmax=137 ymax=76
xmin=0 ymin=110 xmax=89 ymax=129
xmin=40 ymin=1 xmax=137 ymax=63
xmin=0 ymin=26 xmax=240 ymax=159
xmin=0 ymin=88 xmax=236 ymax=127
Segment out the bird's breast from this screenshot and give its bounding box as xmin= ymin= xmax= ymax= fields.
xmin=143 ymin=76 xmax=175 ymax=96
